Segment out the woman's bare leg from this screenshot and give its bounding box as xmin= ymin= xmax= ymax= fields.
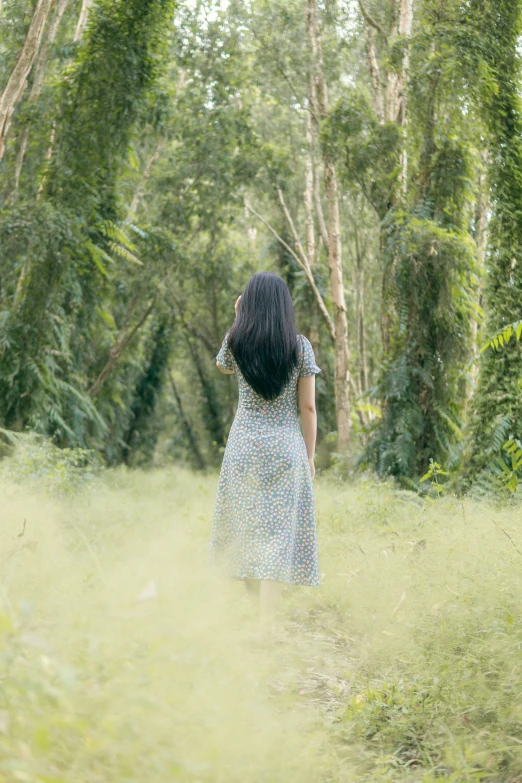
xmin=259 ymin=579 xmax=284 ymax=626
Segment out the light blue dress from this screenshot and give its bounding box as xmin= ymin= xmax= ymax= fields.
xmin=210 ymin=334 xmax=321 ymax=587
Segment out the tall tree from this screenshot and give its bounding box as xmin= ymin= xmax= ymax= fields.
xmin=462 ymin=0 xmax=522 ymax=482
xmin=0 ymin=0 xmax=53 ymax=159
xmin=308 ymin=0 xmax=352 ymax=449
xmin=0 ymin=0 xmax=176 ymax=443
xmin=11 ymin=0 xmax=71 ymax=197
xmin=328 ymin=0 xmax=480 ymax=478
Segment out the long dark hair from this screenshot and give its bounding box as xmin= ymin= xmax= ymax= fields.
xmin=228 ymin=272 xmax=299 ymax=400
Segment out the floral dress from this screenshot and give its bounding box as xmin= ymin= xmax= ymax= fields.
xmin=210 ymin=333 xmax=321 ymax=587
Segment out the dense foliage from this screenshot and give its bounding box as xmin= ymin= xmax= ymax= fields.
xmin=0 ymin=0 xmax=522 ymax=489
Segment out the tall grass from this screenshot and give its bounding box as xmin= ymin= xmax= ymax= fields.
xmin=1 ymin=447 xmax=522 ymax=782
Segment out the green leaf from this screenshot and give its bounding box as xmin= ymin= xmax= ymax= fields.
xmin=86 ymin=241 xmax=110 ymax=278
xmin=95 ymin=306 xmax=116 ymax=329
xmin=108 ymin=241 xmax=144 ymax=266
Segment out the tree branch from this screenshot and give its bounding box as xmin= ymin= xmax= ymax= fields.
xmin=357 ymin=0 xmax=387 ymax=39
xmin=168 ymin=285 xmax=217 ymax=357
xmin=250 ymin=28 xmax=304 ymax=111
xmin=88 ymin=298 xmax=156 ymax=397
xmin=87 ymin=247 xmax=185 ymax=398
xmin=245 ymin=200 xmax=335 ymax=342
xmin=276 ymin=186 xmax=311 ymax=270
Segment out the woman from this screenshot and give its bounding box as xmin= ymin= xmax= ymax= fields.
xmin=210 ymin=272 xmax=320 ymax=623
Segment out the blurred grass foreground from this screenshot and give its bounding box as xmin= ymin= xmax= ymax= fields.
xmin=1 ymin=439 xmax=522 ymax=782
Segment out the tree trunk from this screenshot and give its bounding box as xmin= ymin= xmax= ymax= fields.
xmin=33 ymin=0 xmax=70 ymax=97
xmin=466 ymin=162 xmax=488 ymax=407
xmin=313 ymin=158 xmax=329 ymax=250
xmin=74 ymin=0 xmax=92 ymax=41
xmin=168 ymin=370 xmax=206 ymax=470
xmin=397 ymin=0 xmax=413 ymax=189
xmin=304 ymin=110 xmax=315 ymax=269
xmin=0 ymin=0 xmax=53 ymax=161
xmin=366 ymin=27 xmax=384 ymax=122
xmin=308 ymin=0 xmax=352 ymax=449
xmin=385 ymin=67 xmax=400 ymax=122
xmin=354 ymin=225 xmax=369 ymax=393
xmin=89 ymin=298 xmax=156 ymax=397
xmin=11 ymin=0 xmax=70 ymax=197
xmin=185 ymin=333 xmax=226 ymax=448
xmin=304 ymin=101 xmax=321 ymax=350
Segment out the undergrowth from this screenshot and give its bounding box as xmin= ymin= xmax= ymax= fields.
xmin=1 ymin=444 xmax=522 ymax=782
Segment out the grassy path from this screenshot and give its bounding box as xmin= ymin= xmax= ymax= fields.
xmin=1 ymin=466 xmax=522 ymax=782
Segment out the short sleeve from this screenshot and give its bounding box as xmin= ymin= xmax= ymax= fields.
xmin=216 ymin=333 xmax=235 ymax=372
xmin=299 ymin=335 xmax=321 ymax=377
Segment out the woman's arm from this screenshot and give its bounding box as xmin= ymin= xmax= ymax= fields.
xmin=298 ymin=375 xmax=317 ymax=479
xmin=216 ymin=296 xmax=242 ymax=375
xmin=217 ymin=363 xmax=235 ymax=375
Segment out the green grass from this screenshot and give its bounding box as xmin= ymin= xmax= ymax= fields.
xmin=1 ymin=450 xmax=522 ymax=782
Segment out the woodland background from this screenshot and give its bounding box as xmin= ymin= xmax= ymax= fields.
xmin=1 ymin=0 xmax=522 ymax=493
xmin=4 ymin=4 xmax=522 ymax=780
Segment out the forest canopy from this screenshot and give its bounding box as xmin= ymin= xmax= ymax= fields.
xmin=1 ymin=0 xmax=522 ymax=494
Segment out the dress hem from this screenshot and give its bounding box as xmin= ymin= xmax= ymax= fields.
xmin=231 ymin=572 xmax=320 ymax=588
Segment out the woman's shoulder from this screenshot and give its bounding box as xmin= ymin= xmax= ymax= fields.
xmin=296 ymin=334 xmax=321 ymax=376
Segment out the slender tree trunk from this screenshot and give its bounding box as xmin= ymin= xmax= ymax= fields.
xmin=397 ymin=0 xmax=413 ymax=189
xmin=185 ymin=334 xmax=225 ymax=448
xmin=466 ymin=163 xmax=488 ymax=407
xmin=358 ymin=293 xmax=368 ymax=393
xmin=0 ymin=0 xmax=53 ymax=161
xmin=11 ymin=0 xmax=70 ymax=198
xmin=366 ymin=27 xmax=384 ymax=122
xmin=324 ymin=163 xmax=352 ymax=446
xmin=354 ymin=225 xmax=369 ymax=393
xmin=168 ymin=370 xmax=206 ymax=470
xmin=304 ymin=107 xmax=321 ymax=349
xmin=304 ymin=110 xmax=315 ymax=269
xmin=397 ymin=0 xmax=414 ymax=120
xmin=89 ymin=298 xmax=156 ymax=397
xmin=358 ymin=0 xmax=412 ymax=354
xmin=33 ymin=0 xmax=70 ymax=97
xmin=308 ymin=0 xmax=352 ymax=448
xmin=385 ymin=66 xmax=399 ymax=122
xmin=313 ymin=158 xmax=329 ymax=250
xmin=74 ymin=0 xmax=91 ymax=41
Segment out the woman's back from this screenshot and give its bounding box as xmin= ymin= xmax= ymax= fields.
xmin=218 ymin=334 xmax=319 ymax=424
